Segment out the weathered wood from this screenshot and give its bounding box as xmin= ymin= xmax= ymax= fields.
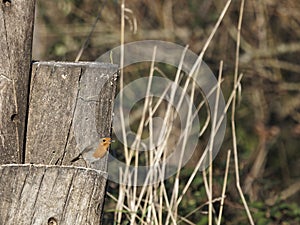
xmin=0 ymin=0 xmax=36 ymax=163
xmin=0 ymin=164 xmax=107 ymax=225
xmin=25 ymin=62 xmax=118 ymax=171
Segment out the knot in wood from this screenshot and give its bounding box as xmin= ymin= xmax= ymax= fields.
xmin=48 ymin=217 xmax=58 ymax=225
xmin=2 ymin=0 xmax=11 ymax=7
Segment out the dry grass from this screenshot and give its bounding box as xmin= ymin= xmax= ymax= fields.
xmin=103 ymin=0 xmax=255 ymax=224
xmin=33 ymin=0 xmax=300 ymax=224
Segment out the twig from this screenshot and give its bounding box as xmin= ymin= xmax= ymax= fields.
xmin=266 ymin=180 xmax=300 ymax=205
xmin=75 ymin=0 xmax=108 ymax=62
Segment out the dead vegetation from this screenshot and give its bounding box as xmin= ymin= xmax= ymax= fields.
xmin=34 ymin=0 xmax=300 ymax=224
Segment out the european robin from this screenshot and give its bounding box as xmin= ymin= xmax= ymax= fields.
xmin=70 ymin=137 xmax=112 ymax=166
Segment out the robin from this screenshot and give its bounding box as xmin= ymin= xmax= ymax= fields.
xmin=70 ymin=137 xmax=112 ymax=166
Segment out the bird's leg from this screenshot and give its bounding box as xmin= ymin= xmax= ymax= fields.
xmin=83 ymin=159 xmax=88 ymax=167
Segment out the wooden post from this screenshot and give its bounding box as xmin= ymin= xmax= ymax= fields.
xmin=0 ymin=1 xmax=118 ymax=223
xmin=0 ymin=0 xmax=36 ymax=163
xmin=0 ymin=164 xmax=107 ymax=225
xmin=0 ymin=61 xmax=118 ymax=225
xmin=25 ymin=62 xmax=118 ymax=171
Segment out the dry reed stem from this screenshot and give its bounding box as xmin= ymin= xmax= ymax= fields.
xmin=133 ymin=49 xmax=157 ymax=222
xmin=231 ymin=0 xmax=255 ymax=224
xmin=208 ymin=60 xmax=223 ymax=225
xmin=173 ymin=1 xmax=232 ymax=209
xmin=129 ymin=45 xmax=157 ymax=223
xmin=217 ymin=149 xmax=231 ymax=225
xmin=202 ymin=169 xmax=218 ymax=224
xmin=107 ymin=192 xmax=146 ymax=224
xmin=169 ymin=46 xmax=192 ymax=222
xmin=116 ymin=1 xmax=127 ymax=223
xmin=111 ymin=0 xmax=257 ymax=224
xmin=176 ymin=73 xmax=243 ymax=206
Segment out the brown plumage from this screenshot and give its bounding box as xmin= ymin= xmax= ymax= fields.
xmin=70 ymin=137 xmax=112 ymax=165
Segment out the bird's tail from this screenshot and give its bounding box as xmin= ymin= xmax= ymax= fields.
xmin=70 ymin=155 xmax=81 ymax=163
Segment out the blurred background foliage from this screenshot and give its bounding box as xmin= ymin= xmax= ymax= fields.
xmin=33 ymin=0 xmax=300 ymax=224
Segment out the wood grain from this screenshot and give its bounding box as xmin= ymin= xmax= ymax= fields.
xmin=25 ymin=62 xmax=118 ymax=171
xmin=0 ymin=164 xmax=107 ymax=225
xmin=0 ymin=0 xmax=35 ymax=163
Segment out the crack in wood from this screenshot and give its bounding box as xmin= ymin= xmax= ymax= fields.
xmin=0 ymin=130 xmax=5 ymax=148
xmin=77 ymin=96 xmax=100 ymax=103
xmin=60 ymin=67 xmax=84 ymax=165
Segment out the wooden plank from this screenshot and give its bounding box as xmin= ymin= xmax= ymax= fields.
xmin=25 ymin=62 xmax=118 ymax=171
xmin=0 ymin=0 xmax=35 ymax=163
xmin=0 ymin=164 xmax=107 ymax=225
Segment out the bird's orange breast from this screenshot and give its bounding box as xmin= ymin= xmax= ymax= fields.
xmin=92 ymin=138 xmax=111 ymax=159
